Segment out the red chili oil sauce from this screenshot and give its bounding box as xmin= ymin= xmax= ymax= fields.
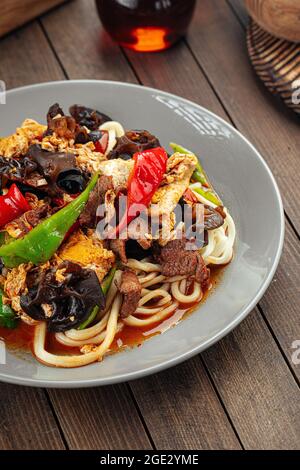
xmin=0 ymin=266 xmax=224 ymax=357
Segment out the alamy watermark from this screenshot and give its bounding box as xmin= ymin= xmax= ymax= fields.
xmin=0 ymin=80 xmax=6 ymax=104
xmin=291 ymin=340 xmax=300 ymax=365
xmin=95 ymin=197 xmax=206 ymax=248
xmin=0 ymin=340 xmax=6 ymax=364
xmin=292 ymin=79 xmax=300 ymax=106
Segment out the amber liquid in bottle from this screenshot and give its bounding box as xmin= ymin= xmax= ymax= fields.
xmin=96 ymin=0 xmax=196 ymax=52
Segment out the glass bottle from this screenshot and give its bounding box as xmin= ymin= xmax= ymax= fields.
xmin=96 ymin=0 xmax=196 ymax=52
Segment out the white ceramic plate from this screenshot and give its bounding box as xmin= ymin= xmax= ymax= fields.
xmin=0 ymin=80 xmax=284 ymax=387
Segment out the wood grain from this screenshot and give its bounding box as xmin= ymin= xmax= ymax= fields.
xmin=202 ymin=311 xmax=300 ymax=449
xmin=259 ymin=222 xmax=300 ymax=381
xmin=124 ymin=40 xmax=229 ymax=114
xmin=130 ymin=357 xmax=241 ymax=450
xmin=188 ymin=0 xmax=300 ymax=234
xmin=244 ymin=0 xmax=300 ymax=42
xmin=0 ymin=0 xmax=66 ymax=38
xmin=48 ymin=385 xmax=152 ymax=450
xmin=40 ymin=0 xmax=136 ymax=83
xmin=0 ymin=0 xmax=298 ymax=451
xmin=227 ymin=0 xmax=250 ymax=26
xmin=0 ymin=22 xmax=64 ymax=88
xmin=0 ymin=384 xmax=65 ymax=449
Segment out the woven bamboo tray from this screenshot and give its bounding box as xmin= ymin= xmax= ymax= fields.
xmin=247 ymin=20 xmax=300 ymax=115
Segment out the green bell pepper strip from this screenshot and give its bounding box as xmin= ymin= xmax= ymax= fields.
xmin=0 ymin=232 xmax=5 ymax=246
xmin=170 ymin=142 xmax=222 ymax=206
xmin=77 ymin=266 xmax=117 ymax=330
xmin=0 ymin=172 xmax=99 ymax=268
xmin=0 ymin=289 xmax=19 ymax=329
xmin=192 ymin=186 xmax=221 ymax=206
xmin=77 ymin=305 xmax=99 ymax=331
xmin=170 ymin=142 xmax=208 ymax=186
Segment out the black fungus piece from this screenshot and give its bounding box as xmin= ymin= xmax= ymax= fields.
xmin=56 ymin=169 xmax=87 ymax=194
xmin=47 ymin=103 xmax=65 ymax=124
xmin=26 ymin=144 xmax=87 ymax=194
xmin=125 ymin=239 xmax=152 ymax=261
xmin=108 ymin=130 xmax=160 ymax=160
xmin=74 ymin=127 xmax=90 ymax=144
xmin=74 ymin=128 xmax=103 ymax=145
xmin=7 ymin=182 xmax=47 ymax=199
xmin=0 ymin=155 xmax=38 ymax=179
xmin=20 ymin=262 xmax=105 ymax=332
xmin=117 ymin=153 xmax=132 ymax=161
xmin=44 ymin=103 xmax=67 ymax=137
xmin=89 ymin=130 xmax=103 ymax=142
xmin=69 ymin=104 xmax=111 ymax=131
xmin=27 ymin=144 xmax=77 ymax=181
xmin=0 ymin=155 xmax=45 ymax=190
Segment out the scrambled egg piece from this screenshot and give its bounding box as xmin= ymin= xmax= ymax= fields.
xmin=72 ymin=142 xmax=106 ymax=173
xmin=4 ymin=263 xmax=33 ymax=314
xmin=98 ymin=159 xmax=134 ymax=192
xmin=0 ymin=119 xmax=46 ymax=158
xmin=0 ymin=116 xmax=106 ymax=174
xmin=58 ymin=230 xmax=115 ymax=282
xmin=41 ymin=133 xmax=72 ymax=152
xmin=151 ymin=153 xmax=197 ymax=214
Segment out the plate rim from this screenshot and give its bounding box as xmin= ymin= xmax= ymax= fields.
xmin=0 ymin=79 xmax=285 ymax=388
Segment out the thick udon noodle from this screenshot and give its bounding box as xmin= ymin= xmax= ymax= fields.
xmin=33 ymin=208 xmax=235 ymax=367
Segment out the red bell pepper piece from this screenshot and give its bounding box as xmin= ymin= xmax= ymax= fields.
xmin=94 ymin=130 xmax=109 ymax=154
xmin=52 ymin=197 xmax=65 ymax=207
xmin=0 ymin=184 xmax=30 ymax=228
xmin=112 ymin=147 xmax=168 ymax=237
xmin=63 ymin=220 xmax=80 ymax=242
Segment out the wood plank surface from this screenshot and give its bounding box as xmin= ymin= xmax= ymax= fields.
xmin=259 ymin=222 xmax=300 ymax=382
xmin=202 ymin=311 xmax=300 ymax=449
xmin=0 ymin=21 xmax=64 ymax=88
xmin=48 ymin=385 xmax=152 ymax=450
xmin=187 ymin=0 xmax=300 ymax=234
xmin=227 ymin=0 xmax=249 ymax=26
xmin=0 ymin=384 xmax=65 ymax=449
xmin=0 ymin=0 xmax=299 ymax=451
xmin=129 ymin=357 xmax=241 ymax=450
xmin=0 ymin=0 xmax=66 ymax=38
xmin=40 ymin=0 xmax=136 ymax=82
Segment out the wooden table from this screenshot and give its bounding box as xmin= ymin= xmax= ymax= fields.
xmin=0 ymin=0 xmax=299 ymax=451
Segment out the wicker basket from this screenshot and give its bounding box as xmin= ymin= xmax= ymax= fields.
xmin=247 ymin=20 xmax=300 ymax=115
